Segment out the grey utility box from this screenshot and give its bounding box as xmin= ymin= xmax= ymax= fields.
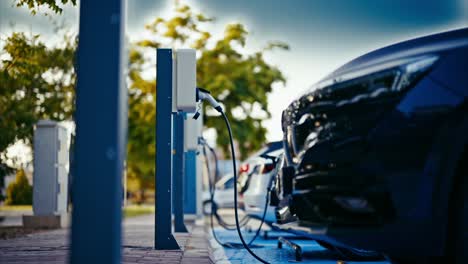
xmin=32 ymin=120 xmax=69 ymax=216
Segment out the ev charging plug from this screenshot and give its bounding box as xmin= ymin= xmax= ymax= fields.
xmin=194 ymin=88 xmax=222 ymax=119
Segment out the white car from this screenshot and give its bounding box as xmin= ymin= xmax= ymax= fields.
xmin=237 ymin=141 xmax=283 ymax=194
xmin=243 ymin=149 xmax=284 ymax=223
xmin=202 ymin=174 xmax=235 ymax=215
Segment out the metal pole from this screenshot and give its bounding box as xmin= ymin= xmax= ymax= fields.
xmin=173 ymin=113 xmax=188 ymax=232
xmin=184 ymin=150 xmax=198 ymax=214
xmin=71 ymin=0 xmax=127 ymax=263
xmin=155 ymin=49 xmax=180 ymax=249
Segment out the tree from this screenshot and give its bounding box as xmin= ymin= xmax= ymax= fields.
xmin=5 ymin=169 xmax=33 ymax=205
xmin=126 ymin=47 xmax=156 ymax=199
xmin=130 ymin=2 xmax=288 ymax=161
xmin=4 ymin=0 xmax=288 ymax=202
xmin=126 ymin=3 xmax=288 ymax=199
xmin=0 ymin=32 xmax=76 ymax=193
xmin=14 ymin=0 xmax=76 ymax=14
xmin=197 ymin=27 xmax=288 ymax=158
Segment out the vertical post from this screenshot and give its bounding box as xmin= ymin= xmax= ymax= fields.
xmin=71 ymin=0 xmax=127 ymax=263
xmin=155 ymin=49 xmax=180 ymax=249
xmin=184 ymin=150 xmax=198 ymax=214
xmin=173 ymin=113 xmax=188 ymax=232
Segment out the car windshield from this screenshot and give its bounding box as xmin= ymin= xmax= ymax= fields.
xmin=243 ymin=141 xmax=283 ymax=163
xmin=215 ymin=174 xmax=234 ymax=189
xmin=223 ymin=178 xmax=235 ymax=189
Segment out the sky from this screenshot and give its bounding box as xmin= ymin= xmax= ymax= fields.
xmin=1 ymin=0 xmax=467 ymax=144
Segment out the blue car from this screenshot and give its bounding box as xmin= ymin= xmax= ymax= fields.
xmin=276 ymin=28 xmax=468 ymax=263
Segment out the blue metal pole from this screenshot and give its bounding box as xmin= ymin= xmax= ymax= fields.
xmin=173 ymin=113 xmax=188 ymax=232
xmin=184 ymin=150 xmax=198 ymax=214
xmin=155 ymin=49 xmax=180 ymax=249
xmin=71 ymin=0 xmax=127 ymax=263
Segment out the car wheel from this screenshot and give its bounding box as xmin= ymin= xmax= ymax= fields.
xmin=203 ymin=201 xmax=212 ymax=215
xmin=449 ymin=151 xmax=468 ymax=264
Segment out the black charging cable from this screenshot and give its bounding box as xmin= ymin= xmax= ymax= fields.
xmin=196 ymin=88 xmax=271 ymax=261
xmin=202 ymin=139 xmax=263 ymax=249
xmin=201 ymin=138 xmax=250 ymax=230
xmin=247 ymin=185 xmax=270 ymax=247
xmin=246 ymin=155 xmax=282 ymax=246
xmin=202 ymin=141 xmax=232 ymax=246
xmin=221 ymin=111 xmax=271 ymax=264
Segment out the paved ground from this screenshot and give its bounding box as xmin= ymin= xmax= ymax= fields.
xmin=208 ymin=210 xmax=391 ymax=264
xmin=0 ymin=214 xmax=214 ymax=264
xmin=211 ymin=228 xmax=391 ymax=264
xmin=1 ymin=209 xmax=395 ymax=264
xmin=0 ymin=209 xmax=31 ymax=227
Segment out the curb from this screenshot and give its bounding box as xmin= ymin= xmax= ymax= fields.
xmin=205 ymin=219 xmax=231 ymax=264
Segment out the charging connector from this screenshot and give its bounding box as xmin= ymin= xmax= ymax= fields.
xmin=195 ymin=88 xmax=222 ymax=115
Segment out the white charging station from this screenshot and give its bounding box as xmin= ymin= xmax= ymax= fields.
xmin=173 ymin=49 xmax=197 ymax=113
xmin=157 ymin=48 xmax=206 ymax=248
xmin=169 ymin=48 xmax=203 ymax=221
xmin=184 ymin=113 xmax=203 ymax=151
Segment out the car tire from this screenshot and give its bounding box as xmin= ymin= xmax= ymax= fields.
xmin=202 ymin=201 xmax=212 ymax=215
xmin=448 ymin=150 xmax=468 ymax=264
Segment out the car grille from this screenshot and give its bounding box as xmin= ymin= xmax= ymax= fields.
xmin=283 ymin=69 xmax=402 ymax=164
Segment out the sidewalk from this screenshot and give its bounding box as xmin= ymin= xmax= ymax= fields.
xmin=0 ymin=214 xmax=214 ymax=264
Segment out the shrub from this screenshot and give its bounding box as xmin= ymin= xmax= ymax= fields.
xmin=5 ymin=169 xmax=32 ymax=205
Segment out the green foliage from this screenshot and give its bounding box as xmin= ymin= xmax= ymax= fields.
xmin=0 ymin=32 xmax=76 ymax=191
xmin=130 ymin=2 xmax=288 ymax=162
xmin=127 ymin=48 xmax=156 ymax=193
xmin=14 ymin=0 xmax=77 ymax=14
xmin=3 ymin=1 xmax=288 ymax=203
xmin=5 ymin=169 xmax=32 ymax=205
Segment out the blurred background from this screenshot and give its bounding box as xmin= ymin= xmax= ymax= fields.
xmin=0 ymin=0 xmax=467 ymax=206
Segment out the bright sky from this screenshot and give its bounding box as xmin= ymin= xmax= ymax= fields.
xmin=1 ymin=0 xmax=467 ymax=146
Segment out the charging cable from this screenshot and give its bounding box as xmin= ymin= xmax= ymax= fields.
xmin=197 ymin=88 xmax=387 ymax=263
xmin=200 ymin=138 xmax=250 ymax=231
xmin=197 ymin=88 xmax=271 ymax=262
xmin=221 ymin=112 xmax=270 ymax=263
xmin=247 ymin=155 xmax=282 ymax=246
xmin=201 ymin=139 xmax=232 ymax=246
xmin=201 ymin=137 xmax=262 ymax=249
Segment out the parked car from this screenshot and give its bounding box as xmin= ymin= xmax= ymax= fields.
xmin=237 ymin=141 xmax=283 ymax=195
xmin=277 ymin=28 xmax=468 ymax=262
xmin=243 ymin=149 xmax=284 ymax=223
xmin=202 ymin=173 xmax=235 ymax=215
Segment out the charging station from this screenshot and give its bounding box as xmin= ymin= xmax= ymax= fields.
xmin=155 ymin=48 xmax=199 ymax=249
xmin=184 ymin=112 xmax=203 ymax=216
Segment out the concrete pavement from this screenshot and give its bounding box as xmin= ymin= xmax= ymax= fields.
xmin=0 ymin=214 xmax=214 ymax=263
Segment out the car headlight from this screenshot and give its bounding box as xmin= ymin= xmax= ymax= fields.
xmin=397 ymin=55 xmax=439 ymax=91
xmin=285 ymin=55 xmax=439 ymax=164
